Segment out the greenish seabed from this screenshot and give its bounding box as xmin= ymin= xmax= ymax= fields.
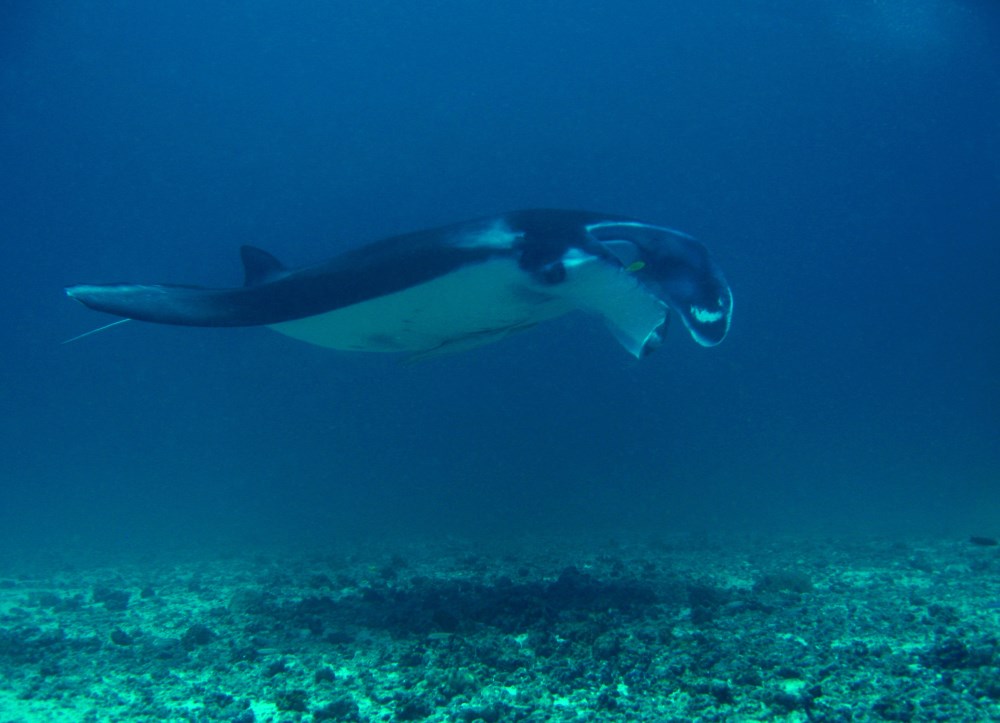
xmin=0 ymin=533 xmax=998 ymax=722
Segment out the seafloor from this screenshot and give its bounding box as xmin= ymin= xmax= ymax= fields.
xmin=1 ymin=533 xmax=998 ymax=722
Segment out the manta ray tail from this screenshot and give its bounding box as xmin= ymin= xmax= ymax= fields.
xmin=61 ymin=318 xmax=132 ymax=344
xmin=64 ymin=246 xmax=289 ymax=328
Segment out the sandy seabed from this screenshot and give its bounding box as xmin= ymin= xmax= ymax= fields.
xmin=0 ymin=532 xmax=998 ymax=722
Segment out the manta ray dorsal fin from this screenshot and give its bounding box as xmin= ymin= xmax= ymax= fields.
xmin=240 ymin=245 xmax=286 ymax=286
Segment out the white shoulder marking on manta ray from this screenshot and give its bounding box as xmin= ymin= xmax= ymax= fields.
xmin=453 ymin=220 xmax=522 ymax=249
xmin=586 ymin=220 xmax=696 ymax=241
xmin=560 ymin=248 xmax=595 ymax=267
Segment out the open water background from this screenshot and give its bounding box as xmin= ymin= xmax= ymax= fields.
xmin=1 ymin=1 xmax=997 ymax=552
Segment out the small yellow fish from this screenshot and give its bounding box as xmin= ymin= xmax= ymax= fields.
xmin=625 ymin=261 xmax=646 ymax=272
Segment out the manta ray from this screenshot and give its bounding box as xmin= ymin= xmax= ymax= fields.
xmin=65 ymin=209 xmax=732 ymax=359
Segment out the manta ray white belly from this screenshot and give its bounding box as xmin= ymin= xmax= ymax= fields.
xmin=269 ymin=259 xmax=567 ymax=354
xmin=268 ymin=256 xmax=667 ymax=358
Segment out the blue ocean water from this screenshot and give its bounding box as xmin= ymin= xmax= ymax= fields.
xmin=1 ymin=0 xmax=997 ymax=553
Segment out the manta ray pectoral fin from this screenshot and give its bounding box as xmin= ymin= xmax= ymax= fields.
xmin=403 ymin=320 xmax=539 ymax=363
